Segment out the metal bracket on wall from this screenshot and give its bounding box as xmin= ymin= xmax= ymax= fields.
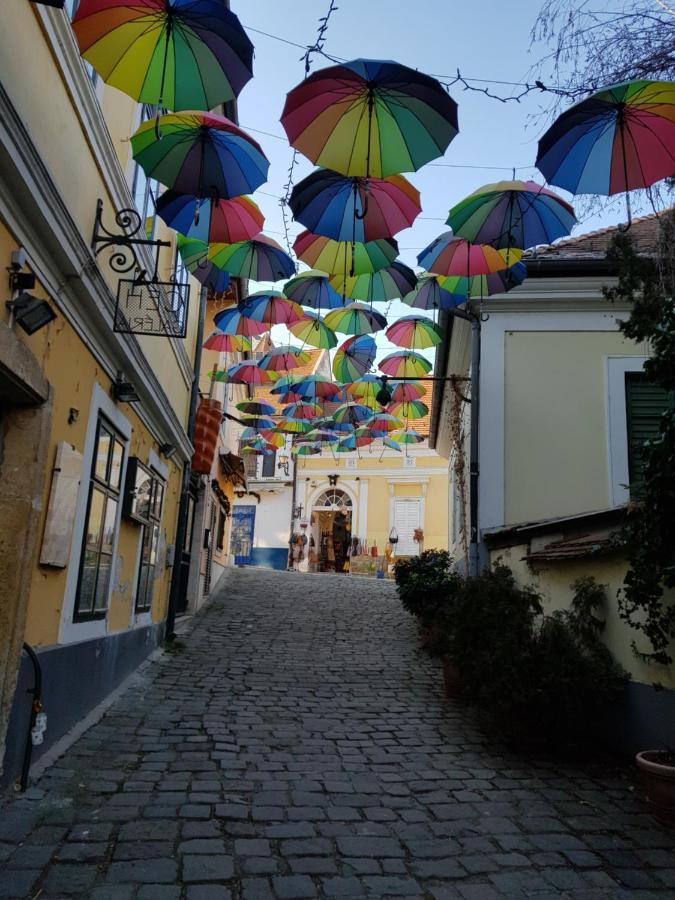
xmin=91 ymin=198 xmax=171 ymax=284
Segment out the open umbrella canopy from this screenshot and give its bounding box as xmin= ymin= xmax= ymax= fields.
xmin=131 ymin=112 xmax=269 ymax=199
xmin=354 ymin=426 xmax=379 ymax=445
xmin=391 ymin=428 xmax=424 ymax=444
xmin=391 ymin=380 xmax=426 ymax=402
xmin=287 ymin=375 xmax=343 ymax=401
xmin=330 ymin=261 xmax=417 ymax=303
xmin=281 ymin=59 xmax=459 ymax=178
xmin=72 ymin=0 xmax=254 ymax=110
xmin=292 ymin=442 xmax=322 ymax=456
xmin=345 ymin=374 xmax=387 ymax=407
xmin=324 ymin=302 xmax=387 ymax=336
xmin=336 ymin=435 xmax=358 ymax=453
xmin=383 ymin=437 xmax=403 ymax=453
xmin=258 ymin=430 xmax=286 ymax=450
xmin=304 ymin=428 xmax=339 ymax=444
xmin=331 ymin=402 xmax=373 ymax=426
xmin=289 ymin=169 xmax=420 ymax=242
xmin=275 ymin=417 xmax=313 ymax=434
xmin=447 ymin=180 xmax=576 ymax=250
xmin=209 ymin=236 xmax=295 ymax=281
xmin=437 ymin=260 xmax=528 ymax=298
xmin=333 ymin=335 xmax=377 ymax=381
xmin=222 ymin=362 xmax=275 ymax=385
xmin=366 ymin=412 xmax=403 ymax=432
xmin=380 ymin=350 xmax=432 ymax=378
xmin=177 ymin=235 xmax=232 ymax=293
xmin=387 ymin=400 xmax=429 ymax=420
xmin=294 ymin=232 xmax=398 ymax=276
xmin=257 ymin=345 xmax=311 ymax=372
xmin=241 ymin=437 xmax=274 ymax=455
xmin=385 ymin=314 xmax=443 ymax=349
xmin=239 ymin=415 xmax=275 ymax=430
xmin=157 ymin=192 xmax=264 ymax=244
xmin=287 ymin=311 xmax=337 ymax=349
xmin=236 ymin=400 xmax=275 ymax=416
xmin=238 ymin=292 xmax=304 ymax=326
xmin=212 ymin=306 xmax=269 ymax=337
xmin=203 ymin=331 xmax=249 ymax=352
xmin=536 ymin=80 xmax=675 ymax=196
xmin=418 ymin=232 xmax=521 ymax=276
xmin=282 ymin=270 xmax=344 ymax=310
xmin=282 ymin=401 xmax=322 ymax=419
xmin=402 ymin=273 xmax=464 ymax=310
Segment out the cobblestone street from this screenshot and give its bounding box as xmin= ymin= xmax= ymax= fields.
xmin=1 ymin=567 xmax=673 ymax=899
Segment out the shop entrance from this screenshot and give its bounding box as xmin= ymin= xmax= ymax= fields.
xmin=309 ymin=489 xmax=353 ymax=574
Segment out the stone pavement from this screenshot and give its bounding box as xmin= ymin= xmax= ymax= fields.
xmin=1 ymin=567 xmax=674 ymax=899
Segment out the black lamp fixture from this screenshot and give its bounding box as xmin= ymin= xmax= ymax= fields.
xmin=235 ymin=488 xmax=247 ymax=499
xmin=376 ymin=375 xmax=393 ymax=406
xmin=328 ymin=473 xmax=339 ymax=486
xmin=160 ymin=442 xmax=177 ymax=460
xmin=7 ymin=291 xmax=57 ymax=335
xmin=277 ymin=453 xmax=290 ymax=476
xmin=112 ymin=372 xmax=141 ymax=404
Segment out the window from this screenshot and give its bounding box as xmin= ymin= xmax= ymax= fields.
xmin=175 ymin=244 xmax=189 ymax=287
xmin=261 ymin=449 xmax=277 ymax=478
xmin=65 ymin=1 xmax=99 ymax=87
xmin=132 ymin=106 xmax=160 ymax=238
xmin=216 ymin=509 xmax=226 ymax=551
xmin=625 ymin=373 xmax=672 ymax=490
xmin=314 ymin=489 xmax=352 ymax=510
xmin=392 ymin=498 xmax=422 ymax=556
xmin=134 ymin=468 xmax=165 ymax=613
xmin=74 ymin=418 xmax=125 ymax=620
xmin=240 ymin=442 xmax=258 ymax=479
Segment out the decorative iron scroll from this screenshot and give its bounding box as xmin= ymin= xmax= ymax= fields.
xmin=114 ymin=278 xmax=190 ymax=338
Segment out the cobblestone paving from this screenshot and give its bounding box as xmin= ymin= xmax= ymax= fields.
xmin=1 ymin=567 xmax=674 ymax=899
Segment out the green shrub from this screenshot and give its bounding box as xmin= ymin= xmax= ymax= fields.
xmin=394 ymin=550 xmax=462 ymax=630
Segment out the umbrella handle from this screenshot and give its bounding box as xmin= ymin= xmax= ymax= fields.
xmin=154 ymin=16 xmax=173 ymax=141
xmin=618 ymin=109 xmax=633 ymax=232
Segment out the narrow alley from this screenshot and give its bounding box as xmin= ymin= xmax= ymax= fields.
xmin=1 ymin=568 xmax=673 ymax=899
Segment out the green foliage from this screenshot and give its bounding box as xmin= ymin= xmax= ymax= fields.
xmin=604 ymin=220 xmax=675 ymax=665
xmin=394 ymin=550 xmax=462 ymax=628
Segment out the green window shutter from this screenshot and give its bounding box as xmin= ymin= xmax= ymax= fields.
xmin=625 ymin=373 xmax=672 ymax=490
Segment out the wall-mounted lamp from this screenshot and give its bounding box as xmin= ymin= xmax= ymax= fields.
xmin=160 ymin=442 xmax=177 ymax=460
xmin=277 ymin=453 xmax=290 ymax=476
xmin=328 ymin=473 xmax=339 ymax=486
xmin=112 ymin=372 xmax=140 ymax=404
xmin=234 ymin=488 xmax=247 ymax=499
xmin=376 ymin=375 xmax=392 ymax=406
xmin=6 ymin=292 xmax=57 ymax=335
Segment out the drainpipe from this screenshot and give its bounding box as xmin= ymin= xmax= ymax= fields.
xmin=287 ymin=438 xmax=298 ymax=569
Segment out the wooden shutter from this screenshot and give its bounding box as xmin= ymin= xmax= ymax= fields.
xmin=393 ymin=499 xmax=421 ymax=555
xmin=625 ymin=373 xmax=671 ymax=489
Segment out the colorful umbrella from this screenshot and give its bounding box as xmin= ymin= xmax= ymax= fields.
xmin=289 ymin=169 xmax=420 ymax=242
xmin=417 ymin=233 xmax=520 ymax=276
xmin=346 ymin=374 xmax=385 ymax=408
xmin=304 ymin=428 xmax=339 ymax=444
xmin=380 ymin=350 xmax=432 ymax=378
xmin=366 ymin=412 xmax=403 ymax=432
xmin=333 ymin=335 xmax=377 ymax=381
xmin=383 ymin=437 xmax=403 ymax=453
xmin=447 ymin=180 xmax=576 ymax=251
xmin=292 ymin=442 xmax=322 ymax=456
xmin=257 ymin=345 xmax=311 ymax=372
xmin=354 ymin=426 xmax=378 ymax=446
xmin=209 ymin=236 xmax=295 ymax=281
xmin=238 ymin=292 xmax=304 ymax=326
xmin=391 ymin=380 xmax=426 ymax=402
xmin=287 ymin=311 xmax=337 ymax=349
xmin=177 ymin=235 xmax=232 ymax=293
xmin=536 ymin=81 xmax=675 ymax=200
xmin=336 ymin=435 xmax=358 ymax=453
xmin=131 ymin=112 xmax=269 ymax=199
xmin=276 ymin=417 xmax=313 ymax=434
xmin=282 ymin=402 xmax=322 ymax=419
xmin=239 ymin=426 xmax=261 ymax=442
xmin=212 ymin=307 xmax=269 ymax=337
xmin=281 ymin=59 xmax=459 ymax=178
xmin=258 ymin=430 xmax=286 ymax=450
xmin=241 ymin=437 xmax=274 ymax=455
xmin=402 ymin=273 xmax=463 ymax=310
xmin=288 ymin=375 xmax=343 ymax=401
xmin=223 ymin=362 xmax=275 ymax=385
xmin=239 ymin=415 xmax=275 ymax=430
xmin=437 ymin=261 xmax=528 ymax=299
xmin=324 ymin=302 xmax=387 ymax=336
xmin=392 ymin=428 xmax=425 ymax=444
xmin=203 ymin=332 xmax=249 ymax=352
xmin=331 ymin=402 xmax=373 ymax=426
xmin=330 ymin=261 xmax=417 ymax=303
xmin=72 ymin=0 xmax=253 ymax=111
xmin=386 ymin=315 xmax=443 ymax=350
xmin=282 ymin=270 xmax=344 ymax=310
xmin=294 ymin=232 xmax=398 ymax=277
xmin=236 ymin=400 xmax=275 ymax=416
xmin=157 ymin=192 xmax=264 ymax=244
xmin=388 ymin=400 xmax=429 ymax=420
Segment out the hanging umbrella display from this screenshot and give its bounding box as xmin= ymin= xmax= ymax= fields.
xmin=294 ymin=232 xmax=398 ymax=277
xmin=402 ymin=273 xmax=463 ymax=310
xmin=242 ymin=437 xmax=274 ymax=455
xmin=177 ymin=235 xmax=232 ymax=293
xmin=282 ymin=401 xmax=322 ymax=419
xmin=258 ymin=345 xmax=311 ymax=372
xmin=72 ymin=0 xmax=254 ymax=111
xmin=336 ymin=435 xmax=358 ymax=453
xmin=418 ymin=232 xmax=520 ymax=276
xmin=283 ymin=270 xmax=344 ymax=310
xmin=203 ymin=332 xmax=249 ymax=352
xmin=392 ymin=428 xmax=425 ymax=444
xmin=330 ymin=261 xmax=417 ymax=303
xmin=388 ymin=400 xmax=429 ymax=420
xmin=212 ymin=307 xmax=269 ymax=337
xmin=258 ymin=430 xmax=286 ymax=450
xmin=333 ymin=335 xmax=377 ymax=381
xmin=281 ymin=59 xmax=459 ymax=178
xmin=536 ymin=80 xmax=675 ymax=210
xmin=354 ymin=426 xmax=378 ymax=446
xmin=366 ymin=412 xmax=403 ymax=432
xmin=292 ymin=442 xmax=322 ymax=456
xmin=303 ymin=428 xmax=339 ymax=444
xmin=287 ymin=311 xmax=337 ymax=349
xmin=209 ymin=236 xmax=295 ymax=281
xmin=380 ymin=350 xmax=432 ymax=378
xmin=131 ymin=112 xmax=269 ymax=199
xmin=391 ymin=380 xmax=426 ymax=402
xmin=289 ymin=169 xmax=420 ymax=242
xmin=331 ymin=402 xmax=373 ymax=427
xmin=324 ymin=302 xmax=387 ymax=336
xmin=346 ymin=374 xmax=384 ymax=408
xmin=236 ymin=400 xmax=275 ymax=416
xmin=386 ymin=315 xmax=443 ymax=350
xmin=239 ymin=415 xmax=275 ymax=430
xmin=288 ymin=375 xmax=343 ymax=401
xmin=447 ymin=180 xmax=576 ymax=250
xmin=437 ymin=261 xmax=528 ymax=299
xmin=157 ymin=192 xmax=264 ymax=244
xmin=383 ymin=437 xmax=403 ymax=453
xmin=238 ymin=292 xmax=304 ymax=326
xmin=222 ymin=362 xmax=275 ymax=385
xmin=276 ymin=417 xmax=313 ymax=434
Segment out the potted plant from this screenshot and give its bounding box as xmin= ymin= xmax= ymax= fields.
xmin=636 ymin=750 xmax=675 ymax=826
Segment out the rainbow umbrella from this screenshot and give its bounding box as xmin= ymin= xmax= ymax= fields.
xmin=239 ymin=416 xmax=275 ymax=430
xmin=333 ymin=335 xmax=377 ymax=381
xmin=131 ymin=113 xmax=269 ymax=199
xmin=391 ymin=380 xmax=426 ymax=402
xmin=281 ymin=59 xmax=458 ymax=178
xmin=239 ymin=426 xmax=261 ymax=442
xmin=388 ymin=400 xmax=429 ymax=420
xmin=331 ymin=402 xmax=373 ymax=427
xmin=238 ymin=292 xmax=304 ymax=326
xmin=383 ymin=437 xmax=403 ymax=453
xmin=386 ymin=315 xmax=443 ymax=350
xmin=418 ymin=233 xmax=520 ymax=276
xmin=345 ymin=374 xmax=384 ymax=408
xmin=392 ymin=428 xmax=424 ymax=444
xmin=276 ymin=418 xmax=313 ymax=434
xmin=292 ymin=442 xmax=322 ymax=456
xmin=447 ymin=180 xmax=576 ymax=250
xmin=288 ymin=375 xmax=343 ymax=401
xmin=354 ymin=426 xmax=378 ymax=446
xmin=294 ymin=232 xmax=398 ymax=276
xmin=330 ymin=261 xmax=417 ymax=303
xmin=209 ymin=236 xmax=295 ymax=281
xmin=177 ymin=235 xmax=232 ymax=293
xmin=287 ymin=311 xmax=337 ymax=349
xmin=402 ymin=274 xmax=463 ymax=310
xmin=258 ymin=345 xmax=311 ymax=372
xmin=289 ymin=170 xmax=420 ymax=242
xmin=157 ymin=192 xmax=264 ymax=244
xmin=336 ymin=435 xmax=358 ymax=453
xmin=242 ymin=437 xmax=274 ymax=455
xmin=324 ymin=303 xmax=387 ymax=336
xmin=366 ymin=412 xmax=403 ymax=432
xmin=236 ymin=400 xmax=275 ymax=416
xmin=222 ymin=362 xmax=275 ymax=385
xmin=258 ymin=430 xmax=286 ymax=450
xmin=212 ymin=307 xmax=269 ymax=337
xmin=380 ymin=350 xmax=432 ymax=378
xmin=536 ymin=81 xmax=675 ymax=206
xmin=203 ymin=332 xmax=250 ymax=352
xmin=437 ymin=261 xmax=528 ymax=299
xmin=72 ymin=0 xmax=253 ymax=111
xmin=283 ymin=270 xmax=343 ymax=310
xmin=304 ymin=428 xmax=339 ymax=444
xmin=282 ymin=401 xmax=322 ymax=419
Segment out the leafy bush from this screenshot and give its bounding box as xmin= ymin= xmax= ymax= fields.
xmin=394 ymin=550 xmax=462 ymax=630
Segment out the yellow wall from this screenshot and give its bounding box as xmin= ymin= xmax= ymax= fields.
xmin=504 ymin=330 xmax=649 ymax=525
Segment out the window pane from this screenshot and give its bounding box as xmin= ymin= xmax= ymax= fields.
xmin=95 ymin=427 xmax=111 ymax=481
xmin=101 ymin=497 xmax=118 ymax=553
xmin=85 ymin=488 xmax=105 ymax=549
xmin=261 ymin=450 xmax=277 ymax=477
xmin=110 ymin=441 xmax=124 ymax=490
xmin=78 ymin=549 xmax=98 ymax=614
xmin=135 ymin=468 xmax=153 ymax=521
xmin=137 ymin=561 xmax=150 ymax=610
xmin=152 ymin=481 xmax=164 ymax=520
xmin=148 ymin=524 xmax=159 ymax=565
xmin=94 ymin=556 xmax=112 ymax=611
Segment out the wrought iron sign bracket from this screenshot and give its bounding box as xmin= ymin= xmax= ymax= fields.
xmin=91 ymin=198 xmax=171 ymax=284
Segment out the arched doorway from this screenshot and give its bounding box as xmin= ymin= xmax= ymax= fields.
xmin=309 ymin=488 xmax=353 ymax=574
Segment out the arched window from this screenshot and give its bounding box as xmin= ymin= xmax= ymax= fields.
xmin=313 ymin=488 xmax=352 ymax=511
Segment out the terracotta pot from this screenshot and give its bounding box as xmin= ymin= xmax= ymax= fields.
xmin=636 ymin=750 xmax=675 ymax=827
xmin=441 ymin=657 xmax=462 ymax=699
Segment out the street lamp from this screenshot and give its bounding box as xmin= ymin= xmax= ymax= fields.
xmin=277 ymin=453 xmax=290 ymax=476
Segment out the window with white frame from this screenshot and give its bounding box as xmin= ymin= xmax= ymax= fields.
xmin=134 ymin=468 xmax=165 ymax=613
xmin=391 ymin=498 xmax=421 ymax=555
xmin=132 ymin=106 xmax=160 ymax=238
xmin=64 ymin=0 xmax=99 ymax=87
